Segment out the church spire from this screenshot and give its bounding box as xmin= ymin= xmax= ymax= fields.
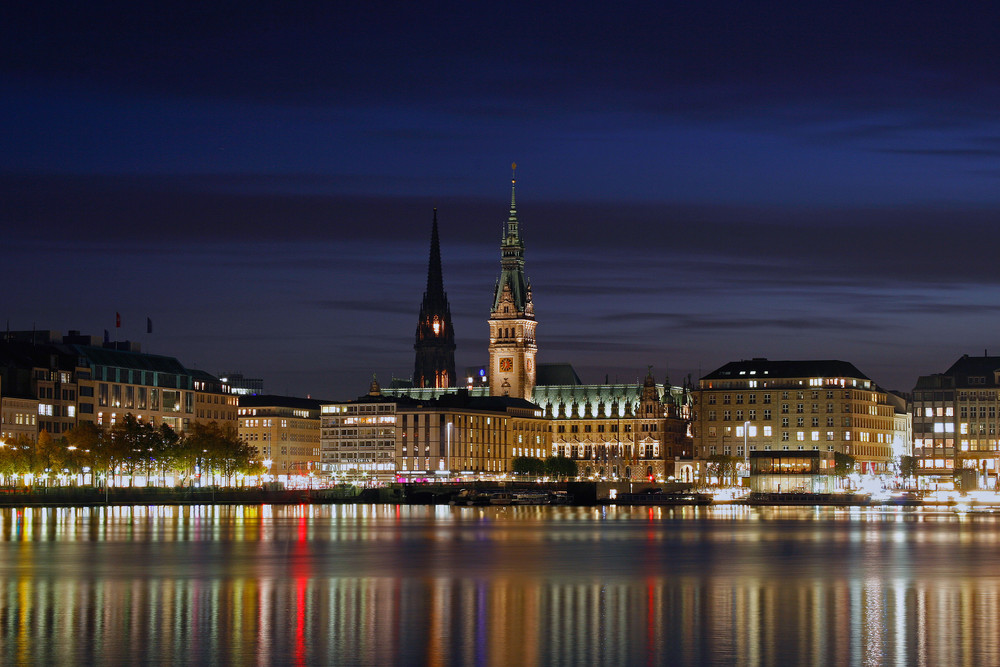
xmin=413 ymin=208 xmax=456 ymax=388
xmin=425 ymin=208 xmax=445 ymax=307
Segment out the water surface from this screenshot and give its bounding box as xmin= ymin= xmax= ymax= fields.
xmin=1 ymin=504 xmax=998 ymax=666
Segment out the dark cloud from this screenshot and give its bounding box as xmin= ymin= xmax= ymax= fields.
xmin=305 ymin=299 xmax=413 ymax=316
xmin=877 ymin=148 xmax=1000 ymax=158
xmin=4 ymin=2 xmax=1000 ymax=123
xmin=7 ymin=171 xmax=1000 ymax=291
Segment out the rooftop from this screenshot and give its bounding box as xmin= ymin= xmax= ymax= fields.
xmin=702 ymin=358 xmax=871 ymax=382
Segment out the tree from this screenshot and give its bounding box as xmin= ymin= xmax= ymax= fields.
xmin=154 ymin=424 xmax=182 ymax=486
xmin=185 ymin=421 xmax=254 ymax=486
xmin=0 ymin=435 xmax=32 ymax=486
xmin=544 ymin=456 xmax=577 ymax=480
xmin=834 ymin=452 xmax=856 ymax=489
xmin=107 ymin=414 xmax=159 ymax=486
xmin=33 ymin=431 xmax=65 ymax=486
xmin=512 ymin=456 xmax=546 ymax=477
xmin=898 ymin=455 xmax=917 ymax=489
xmin=707 ymin=454 xmax=741 ymax=486
xmin=66 ymin=421 xmax=104 ymax=485
xmin=93 ymin=419 xmax=132 ymax=487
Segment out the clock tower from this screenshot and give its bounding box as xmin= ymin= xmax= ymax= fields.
xmin=488 ymin=164 xmax=537 ymax=400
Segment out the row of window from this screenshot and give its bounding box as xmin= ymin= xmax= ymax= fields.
xmin=556 ymin=423 xmax=636 ymax=433
xmin=708 ymin=390 xmax=857 ymax=405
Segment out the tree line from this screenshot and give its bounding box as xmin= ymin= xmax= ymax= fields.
xmin=511 ymin=455 xmax=578 ymax=479
xmin=0 ymin=415 xmax=264 ymax=488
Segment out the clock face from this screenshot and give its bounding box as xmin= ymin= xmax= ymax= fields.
xmin=499 ymin=357 xmax=513 ymax=372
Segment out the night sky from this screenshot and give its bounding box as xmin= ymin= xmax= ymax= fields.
xmin=5 ymin=3 xmax=1000 ymax=398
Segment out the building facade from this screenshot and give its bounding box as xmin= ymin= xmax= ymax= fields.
xmin=394 ymin=390 xmax=548 ymax=480
xmin=0 ymin=331 xmax=236 ymax=439
xmin=693 ymin=359 xmax=904 ymax=476
xmin=324 ymin=380 xmax=549 ymax=483
xmin=238 ymin=394 xmax=321 ymax=481
xmin=912 ymin=354 xmax=1000 ymax=488
xmin=320 ymin=379 xmax=399 ymax=483
xmin=1 ymin=394 xmax=39 ymax=444
xmin=533 ymin=369 xmax=692 ymax=481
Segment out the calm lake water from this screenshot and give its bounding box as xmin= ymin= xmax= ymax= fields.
xmin=1 ymin=503 xmax=999 ymax=666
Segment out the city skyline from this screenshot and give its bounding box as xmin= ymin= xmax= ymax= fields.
xmin=5 ymin=4 xmax=1000 ymax=397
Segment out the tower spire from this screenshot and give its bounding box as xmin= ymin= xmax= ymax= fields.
xmin=488 ymin=165 xmax=537 ymax=400
xmin=510 ymin=162 xmax=517 ymax=216
xmin=413 ymin=208 xmax=456 ymax=388
xmin=425 ymin=207 xmax=444 ymax=302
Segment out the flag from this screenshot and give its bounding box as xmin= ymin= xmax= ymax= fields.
xmin=147 ymin=317 xmax=153 ymax=334
xmin=115 ymin=312 xmax=121 ymax=328
xmin=104 ymin=329 xmax=110 ymax=343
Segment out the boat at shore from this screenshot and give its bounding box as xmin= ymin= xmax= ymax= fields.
xmin=610 ymin=489 xmax=712 ymax=506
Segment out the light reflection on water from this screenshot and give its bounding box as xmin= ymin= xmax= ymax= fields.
xmin=1 ymin=504 xmax=999 ymax=666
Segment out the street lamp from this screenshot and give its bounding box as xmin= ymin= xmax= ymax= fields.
xmin=744 ymin=420 xmax=751 ymax=482
xmin=67 ymin=446 xmax=77 ymax=487
xmin=446 ymin=421 xmax=452 ymax=480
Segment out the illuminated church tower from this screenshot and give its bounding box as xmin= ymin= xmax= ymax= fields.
xmin=488 ymin=164 xmax=537 ymax=399
xmin=413 ymin=209 xmax=456 ymax=388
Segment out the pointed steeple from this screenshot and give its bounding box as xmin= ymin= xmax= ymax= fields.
xmin=424 ymin=208 xmax=446 ymax=309
xmin=506 ymin=162 xmax=519 ymax=240
xmin=493 ymin=163 xmax=532 ymax=315
xmin=413 ymin=208 xmax=456 ymax=388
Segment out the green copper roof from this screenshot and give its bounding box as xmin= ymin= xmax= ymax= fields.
xmin=491 ymin=166 xmax=532 ymax=315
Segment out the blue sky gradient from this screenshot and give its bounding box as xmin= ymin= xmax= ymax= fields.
xmin=4 ymin=2 xmax=1000 ymax=396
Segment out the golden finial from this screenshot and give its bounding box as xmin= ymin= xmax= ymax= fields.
xmin=511 ymin=162 xmax=517 ymax=183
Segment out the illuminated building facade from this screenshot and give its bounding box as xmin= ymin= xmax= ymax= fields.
xmin=1 ymin=394 xmax=39 ymax=443
xmin=394 ymin=390 xmax=547 ymax=480
xmin=693 ymin=359 xmax=904 ymax=475
xmin=413 ymin=209 xmax=457 ymax=388
xmin=325 ymin=379 xmax=548 ymax=482
xmin=218 ymin=372 xmax=264 ymax=396
xmin=0 ymin=331 xmax=236 ymax=437
xmin=912 ymin=354 xmax=1000 ymax=488
xmin=488 ymin=166 xmax=537 ymax=400
xmin=534 ymin=368 xmax=692 ymax=481
xmin=320 ymin=377 xmax=399 ymax=483
xmin=238 ymin=394 xmax=321 ymax=480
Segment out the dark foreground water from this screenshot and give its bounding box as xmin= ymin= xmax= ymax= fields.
xmin=1 ymin=504 xmax=999 ymax=666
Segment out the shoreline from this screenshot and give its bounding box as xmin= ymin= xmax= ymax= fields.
xmin=0 ymin=489 xmax=978 ymax=510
